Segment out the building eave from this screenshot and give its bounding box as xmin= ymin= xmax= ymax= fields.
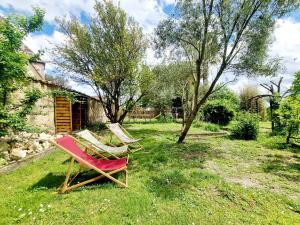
xmin=30 ymin=78 xmax=100 ymax=102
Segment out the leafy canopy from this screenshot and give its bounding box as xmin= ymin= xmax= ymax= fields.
xmin=0 ymin=8 xmax=45 ymax=136
xmin=155 ymin=0 xmax=299 ymax=143
xmin=0 ymin=7 xmax=45 ymax=105
xmin=54 ymin=1 xmax=148 ymax=123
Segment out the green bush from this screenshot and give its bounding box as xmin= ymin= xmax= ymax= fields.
xmin=231 ymin=112 xmax=259 ymax=140
xmin=0 ymin=89 xmax=43 ymax=136
xmin=203 ymin=100 xmax=234 ymax=126
xmin=86 ymin=122 xmax=106 ymax=132
xmin=193 ymin=121 xmax=220 ymax=132
xmin=155 ymin=113 xmax=173 ymax=123
xmin=203 ymin=123 xmax=220 ymax=132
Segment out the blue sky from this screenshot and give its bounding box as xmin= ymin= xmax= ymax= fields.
xmin=0 ymin=0 xmax=300 ymax=96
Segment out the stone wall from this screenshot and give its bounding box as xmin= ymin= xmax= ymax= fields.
xmin=10 ymin=81 xmax=56 ymax=132
xmin=87 ymin=98 xmax=108 ymax=124
xmin=27 ymin=82 xmax=55 ymax=132
xmin=11 ymin=80 xmax=107 ymax=132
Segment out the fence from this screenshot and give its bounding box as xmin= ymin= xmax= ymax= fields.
xmin=128 ymin=107 xmax=157 ymax=121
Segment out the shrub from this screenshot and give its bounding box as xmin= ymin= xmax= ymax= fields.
xmin=0 ymin=89 xmax=43 ymax=136
xmin=203 ymin=122 xmax=220 ymax=132
xmin=155 ymin=113 xmax=173 ymax=123
xmin=193 ymin=121 xmax=220 ymax=132
xmin=86 ymin=122 xmax=106 ymax=132
xmin=231 ymin=112 xmax=259 ymax=140
xmin=203 ymin=100 xmax=234 ymax=126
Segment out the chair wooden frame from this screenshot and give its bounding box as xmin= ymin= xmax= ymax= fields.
xmin=50 ymin=135 xmax=128 ymax=193
xmin=107 ymin=123 xmax=144 ymax=152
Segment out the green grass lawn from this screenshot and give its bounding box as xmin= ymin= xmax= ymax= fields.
xmin=0 ymin=122 xmax=299 ymax=225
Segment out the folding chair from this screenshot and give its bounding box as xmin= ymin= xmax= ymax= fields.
xmin=75 ymin=129 xmax=128 ymax=158
xmin=50 ymin=135 xmax=128 ymax=193
xmin=107 ymin=123 xmax=143 ymax=152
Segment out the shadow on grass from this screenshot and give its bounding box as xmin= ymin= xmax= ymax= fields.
xmin=28 ymin=171 xmax=123 ymax=192
xmin=29 ymin=172 xmax=65 ymax=190
xmin=259 ymin=135 xmax=300 ymax=154
xmin=262 ymin=154 xmax=300 ymax=182
xmin=129 ymin=139 xmax=213 ymax=173
xmin=145 ymin=169 xmax=190 ymax=200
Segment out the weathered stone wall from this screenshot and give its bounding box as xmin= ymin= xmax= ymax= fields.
xmin=87 ymin=98 xmax=108 ymax=124
xmin=27 ymin=82 xmax=55 ymax=132
xmin=10 ymin=81 xmax=56 ymax=132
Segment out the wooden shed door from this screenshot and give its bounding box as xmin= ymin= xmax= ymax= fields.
xmin=55 ymin=96 xmax=72 ymax=133
xmin=72 ymin=97 xmax=87 ymax=131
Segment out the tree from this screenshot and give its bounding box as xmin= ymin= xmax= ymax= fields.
xmin=250 ymin=77 xmax=290 ymax=132
xmin=279 ymin=95 xmax=300 ymax=144
xmin=0 ymin=8 xmax=44 ymax=106
xmin=291 ymin=71 xmax=300 ymax=95
xmin=0 ymin=8 xmax=45 ymax=136
xmin=278 ymin=71 xmax=300 ymax=144
xmin=141 ymin=62 xmax=192 ymax=126
xmin=208 ymin=84 xmax=240 ymax=110
xmin=240 ymin=84 xmax=266 ymax=120
xmin=155 ymin=0 xmax=298 ymax=143
xmin=53 ymin=1 xmax=148 ymax=123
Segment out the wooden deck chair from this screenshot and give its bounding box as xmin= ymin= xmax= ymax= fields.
xmin=107 ymin=123 xmax=143 ymax=152
xmin=75 ymin=129 xmax=128 ymax=158
xmin=50 ymin=135 xmax=128 ymax=193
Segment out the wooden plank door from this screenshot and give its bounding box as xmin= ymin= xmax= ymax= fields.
xmin=72 ymin=102 xmax=81 ymax=131
xmin=55 ymin=96 xmax=72 ymax=133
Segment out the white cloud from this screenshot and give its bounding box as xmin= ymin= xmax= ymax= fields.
xmin=2 ymin=1 xmax=300 ymax=96
xmin=118 ymin=0 xmax=166 ymax=33
xmin=24 ymin=31 xmax=66 ymax=58
xmin=223 ymin=17 xmax=300 ymax=94
xmin=0 ymin=0 xmax=94 ymax=23
xmin=270 ymin=18 xmax=300 ymax=74
xmin=0 ymin=0 xmax=168 ymax=32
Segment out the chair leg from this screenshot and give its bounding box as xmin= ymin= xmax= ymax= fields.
xmin=59 ymin=157 xmax=75 ymax=193
xmin=125 ymin=170 xmax=128 ymax=188
xmin=60 ymin=167 xmax=128 ymax=193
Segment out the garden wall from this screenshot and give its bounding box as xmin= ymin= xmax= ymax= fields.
xmin=87 ymin=98 xmax=108 ymax=124
xmin=27 ymin=81 xmax=55 ymax=132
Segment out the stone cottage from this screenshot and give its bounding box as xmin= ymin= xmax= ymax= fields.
xmin=19 ymin=45 xmax=107 ymax=134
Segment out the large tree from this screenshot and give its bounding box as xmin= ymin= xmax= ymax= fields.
xmin=54 ymin=1 xmax=148 ymax=123
xmin=155 ymin=0 xmax=298 ymax=143
xmin=0 ymin=8 xmax=44 ymax=106
xmin=0 ymin=8 xmax=45 ymax=136
xmin=250 ymin=77 xmax=289 ymax=132
xmin=240 ymin=84 xmax=266 ymax=120
xmin=141 ymin=62 xmax=193 ymax=126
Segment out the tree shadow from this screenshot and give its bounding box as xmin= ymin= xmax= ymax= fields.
xmin=262 ymin=154 xmax=300 ymax=182
xmin=259 ymin=135 xmax=300 ymax=154
xmin=129 ymin=138 xmax=214 ymax=173
xmin=145 ymin=169 xmax=190 ymax=200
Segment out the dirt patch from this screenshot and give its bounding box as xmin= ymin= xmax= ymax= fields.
xmin=204 ymin=160 xmax=262 ymax=188
xmin=227 ymin=177 xmax=262 ymax=188
xmin=187 ymin=131 xmax=228 ymax=140
xmin=181 ymin=151 xmax=206 ymax=159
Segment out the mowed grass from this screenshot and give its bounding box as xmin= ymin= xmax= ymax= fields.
xmin=0 ymin=122 xmax=299 ymax=225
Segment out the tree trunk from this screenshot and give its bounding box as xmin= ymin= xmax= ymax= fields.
xmin=2 ymin=89 xmax=7 ymax=106
xmin=178 ymin=58 xmax=202 ymax=143
xmin=286 ymin=126 xmax=292 ymax=144
xmin=177 ymin=107 xmax=198 ymax=143
xmin=270 ymin=100 xmax=274 ymax=133
xmin=118 ymin=110 xmax=129 ymax=125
